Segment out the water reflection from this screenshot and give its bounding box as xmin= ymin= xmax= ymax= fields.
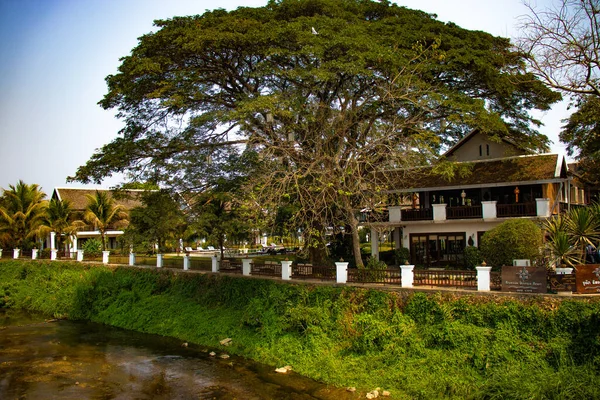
xmin=0 ymin=309 xmax=355 ymax=399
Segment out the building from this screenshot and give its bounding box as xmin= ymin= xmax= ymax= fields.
xmin=367 ymin=130 xmax=590 ymax=267
xmin=50 ymin=187 xmax=143 ymax=251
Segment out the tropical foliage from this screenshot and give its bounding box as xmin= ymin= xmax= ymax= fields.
xmin=480 ymin=219 xmax=543 ymax=269
xmin=83 ymin=191 xmax=128 ymax=251
xmin=0 ymin=181 xmax=47 ymax=250
xmin=36 ymin=198 xmax=81 ymax=251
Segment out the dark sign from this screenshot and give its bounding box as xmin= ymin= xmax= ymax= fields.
xmin=548 ymin=273 xmax=576 ymax=292
xmin=575 ymin=264 xmax=600 ymax=294
xmin=501 ymin=266 xmax=547 ymax=293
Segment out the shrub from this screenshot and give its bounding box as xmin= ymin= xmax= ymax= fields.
xmin=464 ymin=246 xmax=482 ymax=270
xmin=82 ymin=238 xmax=102 ymax=257
xmin=480 ymin=219 xmax=543 ymax=269
xmin=394 ymin=247 xmax=410 ymax=265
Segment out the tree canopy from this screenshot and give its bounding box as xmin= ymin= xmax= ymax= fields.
xmin=0 ymin=181 xmax=47 ymax=250
xmin=72 ymin=0 xmax=559 ymax=266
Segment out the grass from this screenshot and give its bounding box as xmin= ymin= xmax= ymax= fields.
xmin=1 ymin=259 xmax=600 ymax=398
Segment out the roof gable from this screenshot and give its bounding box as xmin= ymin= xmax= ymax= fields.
xmin=443 ymin=130 xmax=529 ymax=161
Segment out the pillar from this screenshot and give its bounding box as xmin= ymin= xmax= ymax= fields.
xmin=242 ymin=258 xmax=252 ymax=276
xmin=183 ymin=255 xmax=190 ymax=270
xmin=335 ymin=261 xmax=348 ymax=284
xmin=370 ymin=227 xmax=379 ymax=260
xmin=102 ymin=250 xmax=110 ymax=264
xmin=482 ymin=201 xmax=497 ymax=219
xmin=476 ymin=265 xmax=492 ymax=291
xmin=50 ymin=249 xmax=57 ymax=260
xmin=13 ymin=249 xmax=20 ymax=259
xmin=157 ymin=254 xmax=163 ymax=268
xmin=77 ymin=249 xmax=84 ymax=262
xmin=212 ymin=255 xmax=219 ymax=273
xmin=432 ymin=203 xmax=447 ymax=221
xmin=536 ymin=198 xmax=551 ymax=218
xmin=70 ymin=235 xmax=78 ymax=253
xmin=129 ymin=252 xmax=136 ymax=266
xmin=50 ymin=232 xmax=56 ymax=250
xmin=32 ymin=249 xmax=38 ymax=260
xmin=281 ymin=260 xmax=293 ymax=280
xmin=0 ymin=249 xmax=2 ymax=259
xmin=401 ymin=264 xmax=415 ymax=288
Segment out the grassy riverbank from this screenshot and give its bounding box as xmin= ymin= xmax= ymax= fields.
xmin=1 ymin=260 xmax=600 ymax=399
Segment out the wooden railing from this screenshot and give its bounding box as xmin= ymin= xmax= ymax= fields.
xmin=189 ymin=258 xmax=212 ymax=271
xmin=56 ymin=251 xmax=77 ymax=260
xmin=292 ymin=264 xmax=336 ymax=281
xmin=220 ymin=259 xmax=243 ymax=274
xmin=347 ymin=268 xmax=402 ymax=285
xmin=413 ymin=269 xmax=477 ymax=288
xmin=447 ymin=205 xmax=483 ymax=219
xmin=251 ymin=261 xmax=281 ymax=277
xmin=496 ymin=202 xmax=536 ymax=218
xmin=401 ymin=208 xmax=433 ymax=221
xmin=136 ymin=256 xmax=158 ymax=267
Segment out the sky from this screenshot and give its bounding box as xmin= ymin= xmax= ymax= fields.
xmin=0 ymin=0 xmax=567 ymax=196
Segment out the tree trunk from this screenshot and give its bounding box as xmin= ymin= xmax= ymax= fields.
xmin=347 ymin=211 xmax=364 ymax=268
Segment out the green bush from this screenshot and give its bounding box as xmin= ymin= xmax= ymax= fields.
xmin=394 ymin=247 xmax=410 ymax=265
xmin=480 ymin=219 xmax=543 ymax=269
xmin=464 ymin=246 xmax=483 ymax=269
xmin=82 ymin=238 xmax=102 ymax=257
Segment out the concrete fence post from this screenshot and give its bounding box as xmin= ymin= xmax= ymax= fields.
xmin=32 ymin=249 xmax=39 ymax=260
xmin=281 ymin=260 xmax=293 ymax=280
xmin=13 ymin=249 xmax=20 ymax=259
xmin=476 ymin=265 xmax=493 ymax=291
xmin=129 ymin=252 xmax=136 ymax=266
xmin=77 ymin=249 xmax=84 ymax=262
xmin=183 ymin=255 xmax=190 ymax=271
xmin=0 ymin=249 xmax=2 ymax=259
xmin=102 ymin=251 xmax=110 ymax=264
xmin=335 ymin=261 xmax=349 ymax=284
xmin=401 ymin=264 xmax=415 ymax=288
xmin=212 ymin=254 xmax=219 ymax=273
xmin=242 ymin=258 xmax=252 ymax=276
xmin=156 ymin=254 xmax=163 ymax=268
xmin=50 ymin=250 xmax=57 ymax=261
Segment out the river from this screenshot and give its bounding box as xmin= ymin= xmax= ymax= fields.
xmin=0 ymin=309 xmax=357 ymax=399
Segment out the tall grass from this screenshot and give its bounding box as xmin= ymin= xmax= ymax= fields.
xmin=1 ymin=260 xmax=600 ymax=398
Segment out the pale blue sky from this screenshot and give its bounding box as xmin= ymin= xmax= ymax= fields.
xmin=0 ymin=0 xmax=566 ymax=195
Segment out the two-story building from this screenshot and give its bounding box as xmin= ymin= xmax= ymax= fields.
xmin=368 ymin=130 xmax=589 ymax=267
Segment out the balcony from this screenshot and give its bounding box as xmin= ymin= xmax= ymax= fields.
xmin=388 ymin=198 xmax=550 ymax=223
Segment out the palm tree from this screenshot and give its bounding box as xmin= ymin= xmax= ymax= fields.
xmin=565 ymin=207 xmax=600 ymax=264
xmin=36 ymin=198 xmax=82 ymax=252
xmin=0 ymin=181 xmax=47 ymax=250
xmin=83 ymin=191 xmax=128 ymax=251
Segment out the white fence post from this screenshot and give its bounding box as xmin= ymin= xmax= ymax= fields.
xmin=0 ymin=249 xmax=2 ymax=259
xmin=401 ymin=264 xmax=415 ymax=288
xmin=157 ymin=254 xmax=163 ymax=268
xmin=32 ymin=249 xmax=38 ymax=260
xmin=129 ymin=252 xmax=136 ymax=266
xmin=183 ymin=255 xmax=190 ymax=270
xmin=13 ymin=249 xmax=20 ymax=259
xmin=102 ymin=251 xmax=110 ymax=264
xmin=212 ymin=254 xmax=219 ymax=273
xmin=281 ymin=260 xmax=293 ymax=280
xmin=476 ymin=264 xmax=492 ymax=291
xmin=335 ymin=261 xmax=348 ymax=284
xmin=77 ymin=250 xmax=84 ymax=262
xmin=50 ymin=249 xmax=57 ymax=261
xmin=242 ymin=258 xmax=252 ymax=276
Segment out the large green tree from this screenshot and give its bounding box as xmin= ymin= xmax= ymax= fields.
xmin=36 ymin=198 xmax=81 ymax=252
xmin=72 ymin=0 xmax=558 ymax=266
xmin=0 ymin=181 xmax=47 ymax=250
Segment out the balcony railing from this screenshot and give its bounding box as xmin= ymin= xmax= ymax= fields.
xmin=401 ymin=208 xmax=433 ymax=221
xmin=496 ymin=202 xmax=536 ymax=218
xmin=447 ymin=205 xmax=483 ymax=219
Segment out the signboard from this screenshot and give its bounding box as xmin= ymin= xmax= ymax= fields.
xmin=501 ymin=266 xmax=547 ymax=293
xmin=548 ymin=273 xmax=576 ymax=292
xmin=575 ymin=264 xmax=600 ymax=294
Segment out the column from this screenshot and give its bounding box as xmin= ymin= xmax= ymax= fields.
xmin=212 ymin=255 xmax=219 ymax=273
xmin=50 ymin=249 xmax=57 ymax=260
xmin=129 ymin=252 xmax=136 ymax=266
xmin=476 ymin=265 xmax=492 ymax=291
xmin=102 ymin=251 xmax=110 ymax=264
xmin=13 ymin=249 xmax=20 ymax=259
xmin=32 ymin=249 xmax=39 ymax=260
xmin=370 ymin=228 xmax=379 ymax=261
xmin=157 ymin=254 xmax=163 ymax=268
xmin=50 ymin=232 xmax=56 ymax=250
xmin=281 ymin=260 xmax=293 ymax=280
xmin=77 ymin=249 xmax=84 ymax=262
xmin=71 ymin=235 xmax=78 ymax=254
xmin=400 ymin=264 xmax=414 ymax=288
xmin=183 ymin=255 xmax=190 ymax=270
xmin=242 ymin=258 xmax=252 ymax=276
xmin=335 ymin=261 xmax=348 ymax=284
xmin=536 ymin=198 xmax=551 ymax=218
xmin=482 ymin=201 xmax=497 ymax=219
xmin=432 ymin=203 xmax=447 ymax=221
